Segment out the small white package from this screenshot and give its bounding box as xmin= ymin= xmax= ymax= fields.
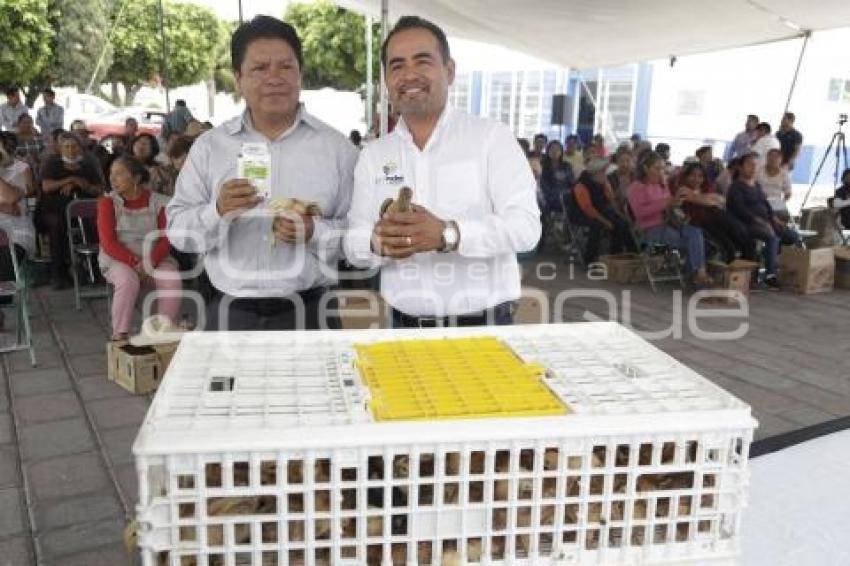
xmin=237 ymin=142 xmax=272 ymax=199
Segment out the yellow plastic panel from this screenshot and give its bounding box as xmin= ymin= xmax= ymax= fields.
xmin=354 ymin=337 xmax=568 ymax=421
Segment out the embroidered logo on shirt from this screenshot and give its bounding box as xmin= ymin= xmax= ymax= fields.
xmin=380 ymin=161 xmax=404 ymax=184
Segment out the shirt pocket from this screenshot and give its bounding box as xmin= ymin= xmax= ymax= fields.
xmin=434 ymin=160 xmax=483 ymax=215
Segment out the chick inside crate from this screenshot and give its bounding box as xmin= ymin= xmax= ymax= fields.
xmin=132 ymin=323 xmax=757 ymax=566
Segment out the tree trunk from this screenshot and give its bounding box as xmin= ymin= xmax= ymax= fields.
xmin=124 ymin=84 xmax=140 ymax=106
xmin=206 ymin=76 xmax=215 ymax=121
xmin=111 ymin=82 xmax=121 ymax=105
xmin=23 ymin=85 xmax=44 ymax=108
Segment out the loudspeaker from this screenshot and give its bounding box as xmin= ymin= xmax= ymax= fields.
xmin=551 ymin=94 xmax=572 ymax=125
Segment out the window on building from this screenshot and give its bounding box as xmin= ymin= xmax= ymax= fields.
xmin=449 ymin=72 xmax=471 ymax=112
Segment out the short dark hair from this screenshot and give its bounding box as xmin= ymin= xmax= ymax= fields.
xmin=175 ymin=99 xmax=187 ymax=107
xmin=758 ymin=122 xmax=771 ymax=134
xmin=16 ymin=113 xmax=32 ymax=125
xmin=533 ymin=133 xmax=547 ymax=142
xmin=783 ymin=111 xmax=795 ymax=122
xmin=381 ymin=15 xmax=451 ymax=67
xmin=231 ymin=15 xmax=303 ymax=73
xmin=637 ymin=150 xmax=665 ymax=181
xmin=166 ymin=135 xmax=195 ymax=160
xmin=125 ymin=117 xmax=138 ymax=126
xmin=680 ymin=161 xmax=706 ymax=179
xmin=0 ymin=132 xmax=18 ymax=154
xmin=57 ymin=131 xmax=84 ymax=150
xmin=695 ymin=145 xmax=712 ymax=158
xmin=747 ymin=114 xmax=759 ymax=123
xmin=43 ymin=87 xmax=55 ymax=96
xmin=655 ymin=143 xmax=670 ymax=153
xmin=5 ymin=86 xmax=19 ymax=97
xmin=112 ymin=155 xmax=151 ymax=185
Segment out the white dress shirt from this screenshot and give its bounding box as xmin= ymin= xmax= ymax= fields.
xmin=344 ymin=106 xmax=541 ymax=317
xmin=166 ymin=107 xmax=358 ymax=298
xmin=0 ymin=102 xmax=28 ymax=132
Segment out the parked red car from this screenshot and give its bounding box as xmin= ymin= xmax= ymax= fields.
xmin=85 ymin=108 xmax=166 ymax=141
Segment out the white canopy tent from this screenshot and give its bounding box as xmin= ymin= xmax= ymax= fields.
xmin=336 ymin=0 xmax=850 ymax=70
xmin=334 ymin=0 xmax=850 ymax=137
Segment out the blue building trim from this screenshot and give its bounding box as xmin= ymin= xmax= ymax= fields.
xmin=632 ymin=63 xmax=653 ymax=137
xmin=470 ymin=71 xmax=483 ymax=115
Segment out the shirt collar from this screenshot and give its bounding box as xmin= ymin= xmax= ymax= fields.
xmin=224 ymin=103 xmax=318 ymax=138
xmin=395 ymin=103 xmax=454 ymax=151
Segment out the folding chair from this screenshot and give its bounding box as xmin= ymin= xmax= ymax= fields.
xmin=624 ymin=202 xmax=685 ymax=293
xmin=559 ymin=191 xmax=589 ymax=267
xmin=0 ymin=228 xmax=36 ymax=366
xmin=66 ymin=198 xmax=110 ymax=310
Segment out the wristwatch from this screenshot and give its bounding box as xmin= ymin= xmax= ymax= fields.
xmin=440 ymin=220 xmax=460 ymax=253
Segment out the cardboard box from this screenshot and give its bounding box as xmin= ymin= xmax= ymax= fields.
xmin=778 ymin=246 xmax=834 ymax=294
xmin=106 ymin=341 xmax=180 ymax=395
xmin=707 ymin=260 xmax=759 ymax=303
xmin=600 ymin=253 xmax=647 ymax=284
xmin=834 ymin=246 xmax=850 ymax=290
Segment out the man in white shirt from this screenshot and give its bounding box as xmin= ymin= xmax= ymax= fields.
xmin=750 ymin=122 xmax=781 ymax=168
xmin=0 ymin=87 xmax=29 ymax=132
xmin=344 ymin=16 xmax=541 ymax=327
xmin=167 ymin=16 xmax=357 ymax=331
xmin=35 ymin=88 xmax=64 ymax=137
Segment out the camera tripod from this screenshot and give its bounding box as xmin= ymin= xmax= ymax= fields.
xmin=799 ymin=116 xmax=848 ymax=211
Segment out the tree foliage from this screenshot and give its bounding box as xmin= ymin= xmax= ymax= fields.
xmin=18 ymin=0 xmax=115 ymax=105
xmin=0 ymin=0 xmax=55 ymax=89
xmin=107 ymin=0 xmax=219 ymax=104
xmin=284 ymin=1 xmax=380 ymax=91
xmin=213 ymin=20 xmax=237 ymax=95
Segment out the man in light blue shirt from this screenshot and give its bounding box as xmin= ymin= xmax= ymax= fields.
xmin=36 ymin=88 xmax=64 ymax=137
xmin=167 ymin=16 xmax=357 ymax=331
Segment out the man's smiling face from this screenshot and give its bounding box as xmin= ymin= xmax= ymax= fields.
xmin=385 ymin=27 xmax=455 ymax=121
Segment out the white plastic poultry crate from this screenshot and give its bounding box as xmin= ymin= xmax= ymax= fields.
xmin=132 ymin=322 xmax=756 ymax=566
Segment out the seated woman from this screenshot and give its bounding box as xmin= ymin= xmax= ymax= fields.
xmin=757 ymin=148 xmax=792 ymax=222
xmin=98 ymin=156 xmax=181 ymax=341
xmin=38 ymin=132 xmax=105 ymax=289
xmin=573 ymin=158 xmax=634 ymax=264
xmin=0 ymin=144 xmax=36 ymax=263
xmin=627 ymin=152 xmax=713 ymax=286
xmin=149 ymin=135 xmax=195 ymax=198
xmin=727 ymin=152 xmax=801 ymax=289
xmin=673 ymin=163 xmax=749 ymax=263
xmin=539 ymin=140 xmax=574 ymax=214
xmin=607 ymin=146 xmax=635 ymax=214
xmin=129 ymin=133 xmax=161 ymax=174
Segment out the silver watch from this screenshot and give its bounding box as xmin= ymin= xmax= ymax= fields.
xmin=440 ymin=220 xmax=460 ymax=253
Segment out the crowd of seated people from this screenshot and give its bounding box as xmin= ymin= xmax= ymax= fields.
xmin=520 ymin=115 xmax=811 ymax=290
xmin=0 ymin=87 xmax=210 ymax=337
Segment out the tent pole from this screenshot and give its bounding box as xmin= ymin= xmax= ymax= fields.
xmin=783 ymin=31 xmax=811 ymax=115
xmin=366 ymin=15 xmax=374 ymax=137
xmin=379 ymin=0 xmax=389 ymax=136
xmin=158 ymin=0 xmax=171 ymax=112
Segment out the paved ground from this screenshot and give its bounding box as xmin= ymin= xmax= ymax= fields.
xmin=0 ymin=253 xmax=848 ymax=565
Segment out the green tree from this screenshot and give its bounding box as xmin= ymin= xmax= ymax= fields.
xmin=284 ymin=1 xmax=380 ymax=91
xmin=0 ymin=0 xmax=54 ymax=95
xmin=21 ymin=0 xmax=113 ymax=105
xmin=212 ymin=20 xmax=237 ymax=95
xmin=107 ymin=0 xmax=219 ymax=105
